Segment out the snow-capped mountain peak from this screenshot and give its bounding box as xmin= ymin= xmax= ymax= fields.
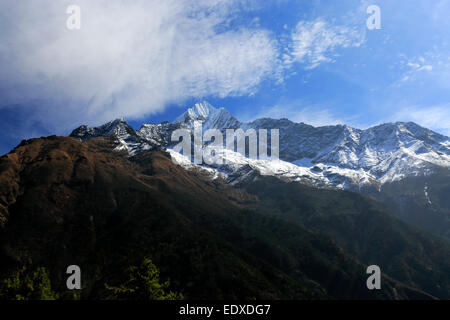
xmin=174 ymin=101 xmax=216 ymax=122
xmin=70 ymin=102 xmax=450 ymax=191
xmin=70 ymin=118 xmax=153 ymax=155
xmin=70 ymin=118 xmax=131 ymax=140
xmin=174 ymin=101 xmax=241 ymax=131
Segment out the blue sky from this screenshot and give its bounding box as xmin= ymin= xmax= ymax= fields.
xmin=0 ymin=0 xmax=449 ymax=155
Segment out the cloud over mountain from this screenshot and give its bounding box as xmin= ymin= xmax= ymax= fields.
xmin=0 ymin=0 xmax=280 ymax=126
xmin=0 ymin=0 xmax=372 ymax=132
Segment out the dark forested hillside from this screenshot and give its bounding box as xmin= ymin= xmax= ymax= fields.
xmin=240 ymin=176 xmax=450 ymax=299
xmin=370 ymin=172 xmax=450 ymax=240
xmin=0 ymin=136 xmax=447 ymax=299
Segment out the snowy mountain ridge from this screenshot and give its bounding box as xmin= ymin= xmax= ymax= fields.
xmin=70 ymin=101 xmax=450 ymax=191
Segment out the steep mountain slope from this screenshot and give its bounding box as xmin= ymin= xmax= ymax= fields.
xmin=68 ymin=102 xmax=450 ymax=238
xmin=174 ymin=101 xmax=241 ymax=131
xmin=1 ymin=136 xmax=449 ymax=299
xmin=2 ymin=136 xmax=439 ymax=299
xmin=239 ymin=176 xmax=450 ymax=299
xmin=373 ymin=170 xmax=450 ymax=239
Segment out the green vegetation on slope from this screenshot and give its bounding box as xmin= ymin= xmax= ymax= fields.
xmin=0 ymin=136 xmax=446 ymax=300
xmin=241 ymin=176 xmax=450 ymax=299
xmin=106 ymin=258 xmax=183 ymax=300
xmin=0 ymin=267 xmax=58 ymax=300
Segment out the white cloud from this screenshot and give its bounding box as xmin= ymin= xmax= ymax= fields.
xmin=405 ymin=59 xmax=433 ymax=74
xmin=0 ymin=0 xmax=280 ymax=128
xmin=394 ymin=51 xmax=449 ymax=86
xmin=0 ymin=1 xmax=371 ymax=135
xmin=284 ymin=18 xmax=365 ymax=69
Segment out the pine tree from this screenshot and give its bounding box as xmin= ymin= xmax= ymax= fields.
xmin=106 ymin=258 xmax=183 ymax=300
xmin=0 ymin=267 xmax=58 ymax=300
